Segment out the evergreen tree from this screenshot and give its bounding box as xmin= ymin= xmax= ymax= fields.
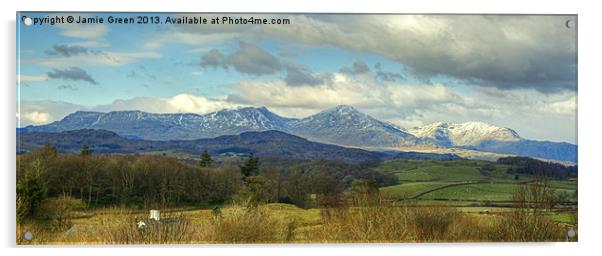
xmin=16 ymin=161 xmax=47 ymax=220
xmin=240 ymin=153 xmax=260 ymax=177
xmin=199 ymin=149 xmax=213 ymax=167
xmin=81 ymin=145 xmax=92 ymax=156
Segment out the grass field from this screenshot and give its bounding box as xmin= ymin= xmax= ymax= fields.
xmin=17 ymin=201 xmax=576 ymax=244
xmin=375 ymin=159 xmax=514 ymax=182
xmin=418 ymin=183 xmax=519 ymax=201
xmin=377 ymin=159 xmax=577 ymax=205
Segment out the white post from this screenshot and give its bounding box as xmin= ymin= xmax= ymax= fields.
xmin=149 ymin=210 xmax=160 ymax=221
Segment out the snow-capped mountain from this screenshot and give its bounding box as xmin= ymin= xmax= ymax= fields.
xmin=193 ymin=107 xmax=295 ymax=138
xmin=21 ymin=105 xmax=577 ymax=163
xmin=408 ymin=121 xmax=521 ymax=147
xmin=289 ymin=105 xmax=420 ymax=147
xmin=24 ymin=107 xmax=294 ymax=140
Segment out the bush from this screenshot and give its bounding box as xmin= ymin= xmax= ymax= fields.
xmin=315 ymin=204 xmax=412 ymax=242
xmin=234 ymin=176 xmax=275 ymax=207
xmin=411 ymin=206 xmax=460 ymax=241
xmin=491 ymin=180 xmax=566 ymax=241
xmin=40 ymin=196 xmax=85 ymax=231
xmin=206 ymin=206 xmax=280 ymax=243
xmin=315 ymin=204 xmax=472 ymax=242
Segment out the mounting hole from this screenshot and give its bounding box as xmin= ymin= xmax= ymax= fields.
xmin=565 ymin=19 xmax=574 ymax=29
xmin=23 ymin=17 xmax=32 ymax=26
xmin=23 ymin=231 xmax=33 ymax=241
xmin=567 ymin=229 xmax=576 ymax=238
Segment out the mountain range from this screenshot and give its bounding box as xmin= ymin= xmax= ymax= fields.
xmin=18 ymin=129 xmax=457 ymax=164
xmin=20 ymin=105 xmax=577 ymax=163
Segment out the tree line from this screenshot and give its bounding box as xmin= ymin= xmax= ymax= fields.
xmin=497 ymin=156 xmax=577 ymax=179
xmin=17 ymin=145 xmax=386 ymax=222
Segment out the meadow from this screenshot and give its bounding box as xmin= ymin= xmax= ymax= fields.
xmin=16 ymin=149 xmax=578 ymax=244
xmin=16 ymin=200 xmax=576 ymax=244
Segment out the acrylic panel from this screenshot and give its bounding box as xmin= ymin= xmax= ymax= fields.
xmin=16 ymin=12 xmax=578 ymax=244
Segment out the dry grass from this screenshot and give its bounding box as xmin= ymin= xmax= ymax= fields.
xmin=101 ymin=214 xmax=195 ymax=244
xmin=17 ymin=203 xmax=570 ymax=244
xmin=313 ymin=204 xmax=466 ymax=242
xmin=313 ymin=205 xmax=412 ymax=242
xmin=490 ymin=210 xmax=566 ymax=242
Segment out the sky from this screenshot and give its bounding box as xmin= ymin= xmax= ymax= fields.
xmin=17 ymin=13 xmax=577 ymax=144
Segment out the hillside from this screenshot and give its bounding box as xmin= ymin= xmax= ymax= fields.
xmin=17 ymin=129 xmax=388 ymax=164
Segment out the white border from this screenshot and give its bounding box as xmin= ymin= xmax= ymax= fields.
xmin=2 ymin=0 xmax=600 ymax=255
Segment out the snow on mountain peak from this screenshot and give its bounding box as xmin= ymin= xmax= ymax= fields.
xmin=322 ymin=105 xmax=360 ymax=115
xmin=408 ymin=121 xmax=521 ymax=146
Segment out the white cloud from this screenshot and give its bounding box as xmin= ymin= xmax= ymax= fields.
xmin=228 ymin=73 xmax=466 ymax=118
xmin=24 ymin=51 xmax=161 ymax=68
xmin=56 ymin=22 xmax=109 ymax=39
xmin=53 ymin=17 xmax=111 ymax=47
xmin=69 ymin=40 xmax=111 ymax=48
xmin=94 ymin=93 xmax=243 ymax=114
xmin=159 ymin=14 xmax=576 ymax=92
xmin=18 ymin=94 xmax=243 ymax=127
xmin=23 ymin=111 xmax=51 ymax=124
xmin=144 ymin=30 xmax=240 ymax=49
xmin=165 ymin=94 xmax=242 ymax=114
xmin=19 ymin=74 xmax=48 ymax=83
xmin=225 ymin=73 xmax=576 ymax=143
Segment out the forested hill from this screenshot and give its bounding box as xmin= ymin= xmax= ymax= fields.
xmin=17 ymin=129 xmax=389 ymax=164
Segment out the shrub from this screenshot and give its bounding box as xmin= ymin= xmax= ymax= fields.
xmin=206 ymin=205 xmax=279 ymax=243
xmin=315 ymin=204 xmax=412 ymax=242
xmin=491 ymin=180 xmax=565 ymax=241
xmin=234 ymin=176 xmax=276 ymax=207
xmin=411 ymin=206 xmax=460 ymax=242
xmin=40 ymin=195 xmax=85 ymax=231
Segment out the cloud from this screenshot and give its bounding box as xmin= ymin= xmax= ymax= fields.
xmin=17 ymin=100 xmax=83 ymax=127
xmin=47 ymin=67 xmax=98 ymax=85
xmin=340 ymin=60 xmax=370 ymax=74
xmin=18 ymin=94 xmax=244 ymax=127
xmin=200 ymin=41 xmax=325 ymax=86
xmin=19 ymin=74 xmax=48 ymax=83
xmin=126 ymin=66 xmax=158 ymax=80
xmin=45 ymin=44 xmax=95 ymax=57
xmin=52 ymin=15 xmax=110 ymax=47
xmin=165 ymin=94 xmax=242 ymax=113
xmin=169 ymin=14 xmax=576 ymax=92
xmin=376 ymin=71 xmax=404 ymax=82
xmin=277 ymin=45 xmax=304 ymax=57
xmin=19 ymin=78 xmax=577 ymax=143
xmin=144 ymin=29 xmax=240 ymax=49
xmin=284 ymin=66 xmax=325 ymax=86
xmin=99 ymin=94 xmax=244 ymax=114
xmin=225 ymin=72 xmax=576 ymax=143
xmin=200 ymin=49 xmax=228 ymax=69
xmin=229 ymin=42 xmax=283 ymax=75
xmin=227 ymin=73 xmax=465 ymax=116
xmin=23 ymin=111 xmax=51 ymax=124
xmin=26 ymin=51 xmax=160 ymax=68
xmin=201 ymin=41 xmax=282 ymax=75
xmin=56 ymin=22 xmax=108 ymax=39
xmin=57 ymin=84 xmax=78 ymax=91
xmin=267 ymin=15 xmax=577 ymax=92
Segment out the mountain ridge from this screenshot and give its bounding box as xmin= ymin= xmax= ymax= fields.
xmin=21 ymin=105 xmax=577 ymax=163
xmin=18 ymin=129 xmax=448 ymax=164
